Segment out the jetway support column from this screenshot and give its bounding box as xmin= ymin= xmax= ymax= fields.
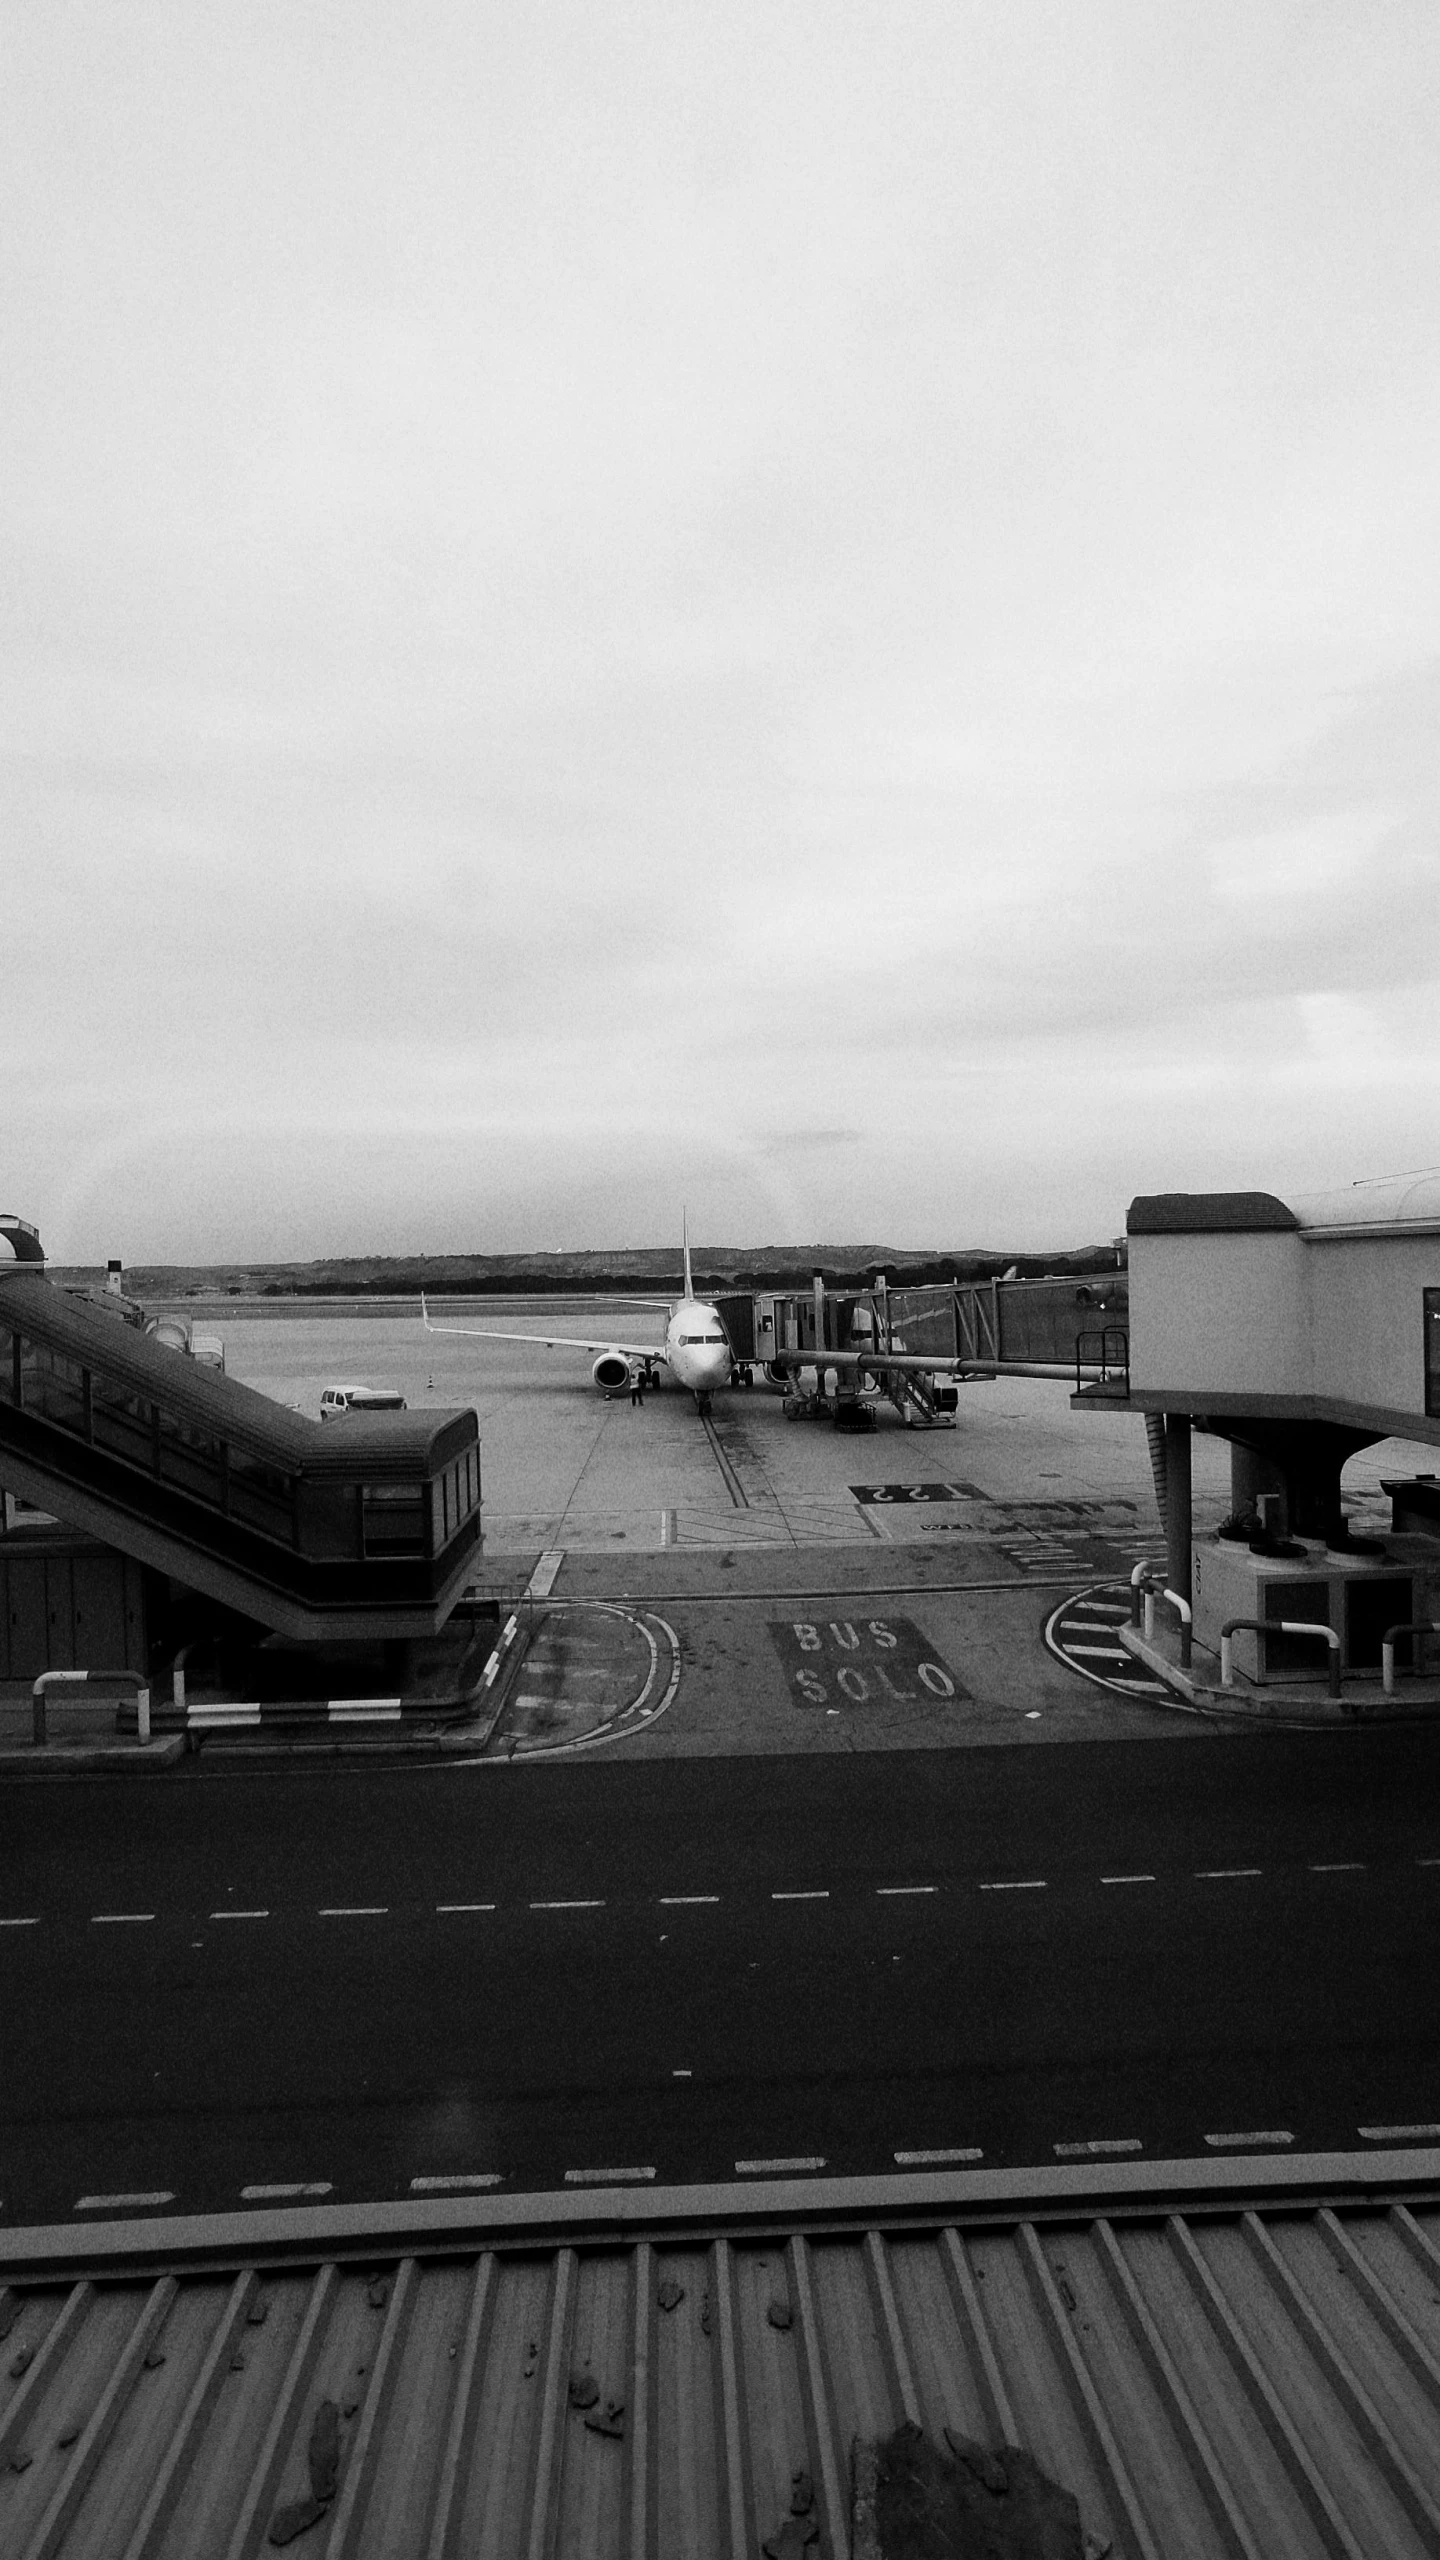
xmin=1164 ymin=1413 xmax=1192 ymax=1608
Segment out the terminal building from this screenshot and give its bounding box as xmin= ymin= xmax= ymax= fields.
xmin=1127 ymin=1175 xmax=1440 ymax=1683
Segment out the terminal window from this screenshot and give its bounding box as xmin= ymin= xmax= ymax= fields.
xmin=1427 ymin=1290 xmax=1440 ymax=1419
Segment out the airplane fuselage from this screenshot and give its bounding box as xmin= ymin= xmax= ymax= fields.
xmin=661 ymin=1297 xmax=733 ymax=1403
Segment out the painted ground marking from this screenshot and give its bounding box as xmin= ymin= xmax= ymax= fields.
xmin=411 ymin=2174 xmax=504 ymax=2192
xmin=74 ymin=2191 xmax=174 ymax=2211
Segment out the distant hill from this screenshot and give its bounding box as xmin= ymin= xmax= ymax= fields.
xmin=50 ymin=1240 xmax=1126 ymax=1299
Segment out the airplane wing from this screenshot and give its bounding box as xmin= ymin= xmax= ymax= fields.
xmin=421 ymin=1299 xmax=666 ymax=1360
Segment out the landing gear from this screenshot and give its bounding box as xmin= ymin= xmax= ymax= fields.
xmin=697 ymin=1392 xmax=714 ymax=1418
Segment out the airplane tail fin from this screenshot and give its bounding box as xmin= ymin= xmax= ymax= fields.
xmin=683 ymin=1212 xmax=694 ymax=1302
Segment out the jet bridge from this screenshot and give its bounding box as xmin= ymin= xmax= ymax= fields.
xmin=0 ymin=1238 xmax=480 ymax=1644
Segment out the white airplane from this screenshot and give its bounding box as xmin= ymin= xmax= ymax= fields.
xmin=421 ymin=1230 xmax=735 ymax=1413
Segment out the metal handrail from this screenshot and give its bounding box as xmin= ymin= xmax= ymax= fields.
xmin=1130 ymin=1560 xmax=1157 ymax=1624
xmin=32 ymin=1667 xmax=151 ymax=1745
xmin=1221 ymin=1617 xmax=1341 ymax=1700
xmin=1142 ymin=1584 xmax=1193 ymax=1670
xmin=1381 ymin=1620 xmax=1440 ymax=1696
xmin=1074 ymin=1325 xmax=1129 ymax=1396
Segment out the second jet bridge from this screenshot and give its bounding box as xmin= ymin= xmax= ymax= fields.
xmin=0 ymin=1267 xmax=480 ymax=1642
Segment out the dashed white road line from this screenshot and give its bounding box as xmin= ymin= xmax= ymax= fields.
xmin=876 ymin=1885 xmax=936 ymax=1897
xmin=979 ymin=1880 xmax=1047 ymax=1892
xmin=411 ymin=2173 xmax=505 ymax=2192
xmin=530 ymin=1898 xmax=605 ymax=1911
xmin=0 ymin=1916 xmax=39 ymax=1927
xmin=319 ymin=1906 xmax=388 ymax=1917
xmin=74 ymin=2191 xmax=174 ymax=2211
xmin=659 ymin=1894 xmax=720 ymax=1906
xmin=1101 ymin=1874 xmax=1156 ymax=1886
xmin=736 ymin=2156 xmax=826 ymax=2175
xmin=241 ymin=2181 xmax=333 ymax=2200
xmin=1054 ymin=2138 xmax=1143 ymax=2158
xmin=1309 ymin=1862 xmax=1367 ymax=1873
xmin=1203 ymin=2131 xmax=1293 ymax=2150
xmin=90 ymin=1912 xmax=155 ymax=1924
xmin=1358 ymin=2124 xmax=1440 ymax=2142
xmin=1195 ymin=1868 xmax=1262 ymax=1880
xmin=772 ymin=1889 xmax=829 ymax=1902
xmin=210 ymin=1909 xmax=269 ymax=1921
xmin=436 ymin=1902 xmax=496 ymax=1913
xmin=894 ymin=2146 xmax=982 ymax=2166
xmin=564 ymin=2165 xmax=655 ymax=2185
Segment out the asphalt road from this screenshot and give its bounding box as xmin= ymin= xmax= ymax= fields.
xmin=3 ymin=1731 xmax=1440 ymax=2225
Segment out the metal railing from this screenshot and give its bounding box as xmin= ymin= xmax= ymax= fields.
xmin=32 ymin=1667 xmax=151 ymax=1745
xmin=1131 ymin=1564 xmax=1192 ymax=1667
xmin=1221 ymin=1617 xmax=1341 ymax=1700
xmin=1074 ymin=1326 xmax=1130 ymax=1396
xmin=1382 ymin=1619 xmax=1440 ymax=1696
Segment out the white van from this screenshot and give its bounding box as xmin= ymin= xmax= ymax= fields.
xmin=320 ymin=1384 xmax=408 ymax=1419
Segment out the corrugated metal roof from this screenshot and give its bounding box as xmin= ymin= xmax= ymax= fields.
xmin=4 ymin=2190 xmax=1440 ymax=2556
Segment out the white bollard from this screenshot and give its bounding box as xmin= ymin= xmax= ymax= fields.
xmin=1221 ymin=1633 xmax=1235 ymax=1689
xmin=137 ymin=1685 xmax=151 ymax=1744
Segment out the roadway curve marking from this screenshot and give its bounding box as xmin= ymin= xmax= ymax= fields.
xmin=496 ymin=1603 xmax=681 ymax=1757
xmin=1043 ymin=1581 xmax=1172 ymax=1702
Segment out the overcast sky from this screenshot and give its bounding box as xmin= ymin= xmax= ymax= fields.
xmin=6 ymin=4 xmax=1439 ymax=1263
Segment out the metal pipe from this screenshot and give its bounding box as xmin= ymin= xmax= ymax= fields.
xmin=31 ymin=1667 xmax=152 ymax=1745
xmin=1221 ymin=1617 xmax=1341 ymax=1700
xmin=1381 ymin=1620 xmax=1440 ymax=1696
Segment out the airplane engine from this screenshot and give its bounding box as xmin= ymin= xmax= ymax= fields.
xmin=592 ymin=1351 xmax=631 ymax=1392
xmin=762 ymin=1360 xmax=793 ymax=1391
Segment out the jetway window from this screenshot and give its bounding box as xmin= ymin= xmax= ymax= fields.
xmin=1427 ymin=1290 xmax=1440 ymax=1419
xmin=432 ymin=1455 xmax=480 ymax=1553
xmin=227 ymin=1447 xmax=296 ymax=1543
xmin=13 ymin=1339 xmax=88 ymax=1436
xmin=363 ymin=1484 xmax=428 ymax=1556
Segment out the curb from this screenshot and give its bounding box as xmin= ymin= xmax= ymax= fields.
xmin=194 ymin=1611 xmax=534 ymax=1763
xmin=0 ymin=1737 xmax=185 ymax=1776
xmin=1118 ymin=1624 xmax=1440 ymax=1725
xmin=3 ymin=2145 xmax=1440 ymax=2279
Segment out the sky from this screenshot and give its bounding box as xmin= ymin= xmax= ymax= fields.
xmin=5 ymin=3 xmax=1439 ymax=1262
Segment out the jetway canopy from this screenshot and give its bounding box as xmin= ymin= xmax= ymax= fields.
xmin=1128 ymin=1183 xmax=1440 ymax=1445
xmin=0 ymin=1269 xmax=480 ymax=1640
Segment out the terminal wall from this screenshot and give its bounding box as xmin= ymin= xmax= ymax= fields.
xmin=1129 ymin=1230 xmax=1310 ymax=1400
xmin=1307 ymin=1233 xmax=1439 ymax=1420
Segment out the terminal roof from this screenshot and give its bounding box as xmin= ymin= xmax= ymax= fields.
xmin=1127 ymin=1191 xmax=1298 ymax=1234
xmin=1130 ymin=1174 xmax=1440 ymax=1239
